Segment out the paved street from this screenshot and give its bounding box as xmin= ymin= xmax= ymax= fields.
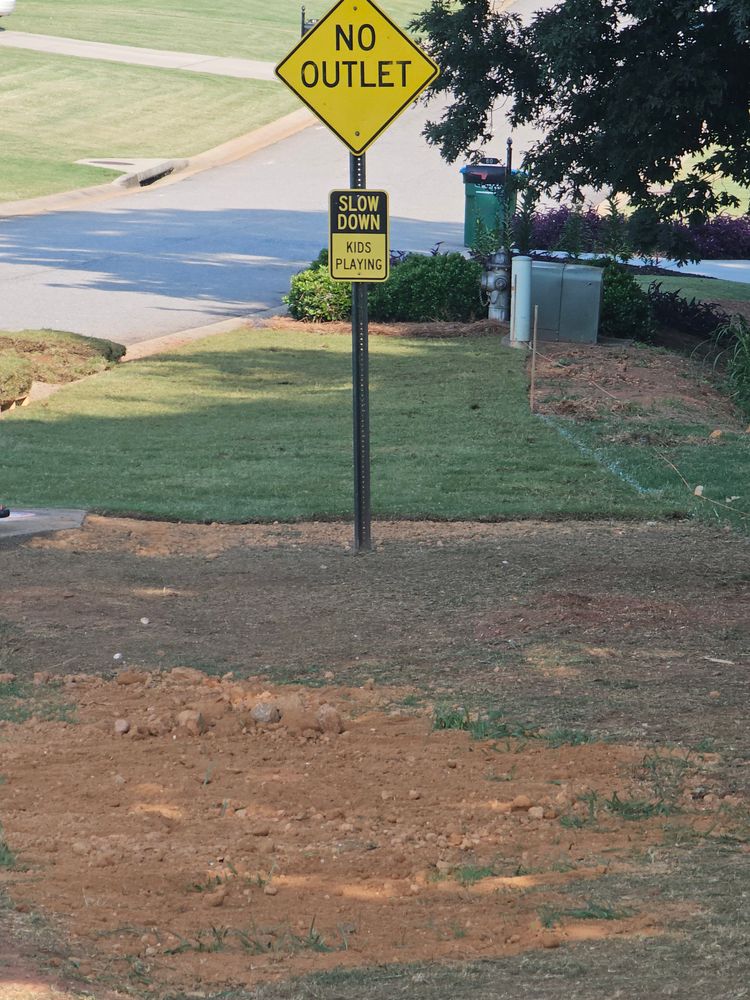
xmin=0 ymin=0 xmax=745 ymax=347
xmin=0 ymin=100 xmax=483 ymax=344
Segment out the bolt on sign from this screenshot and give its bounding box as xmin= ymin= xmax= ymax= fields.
xmin=329 ymin=189 xmax=389 ymax=281
xmin=275 ymin=0 xmax=439 ymax=155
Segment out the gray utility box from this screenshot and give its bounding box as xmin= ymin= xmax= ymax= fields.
xmin=530 ymin=261 xmax=603 ymax=343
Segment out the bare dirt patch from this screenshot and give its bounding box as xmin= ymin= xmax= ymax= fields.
xmin=0 ymin=670 xmax=732 ymax=997
xmin=533 ymin=342 xmax=741 ymax=427
xmin=1 ymin=516 xmax=748 ymax=997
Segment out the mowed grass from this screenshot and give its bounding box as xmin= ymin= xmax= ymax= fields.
xmin=633 ymin=273 xmax=750 ymax=304
xmin=9 ymin=0 xmax=426 ymax=61
xmin=0 ymin=49 xmax=297 ymax=201
xmin=0 ymin=329 xmax=672 ymax=523
xmin=565 ymin=416 xmax=750 ymax=533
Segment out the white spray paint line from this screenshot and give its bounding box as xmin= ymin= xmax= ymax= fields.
xmin=538 ymin=414 xmax=662 ymax=496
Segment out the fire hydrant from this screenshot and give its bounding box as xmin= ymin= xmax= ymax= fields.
xmin=480 ymin=248 xmax=511 ymax=322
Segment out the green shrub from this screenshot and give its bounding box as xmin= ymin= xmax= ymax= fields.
xmin=369 ymin=252 xmax=484 ymax=322
xmin=284 ymin=250 xmax=484 ymax=324
xmin=599 ymin=263 xmax=654 ymax=341
xmin=284 ymin=260 xmax=351 ymax=322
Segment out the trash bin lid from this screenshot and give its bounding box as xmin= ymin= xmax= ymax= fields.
xmin=460 ymin=163 xmax=508 ymax=186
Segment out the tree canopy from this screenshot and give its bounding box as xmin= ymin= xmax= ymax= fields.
xmin=413 ymin=0 xmax=750 ymax=221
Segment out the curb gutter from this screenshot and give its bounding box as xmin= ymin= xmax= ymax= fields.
xmin=0 ymin=108 xmax=315 ymax=218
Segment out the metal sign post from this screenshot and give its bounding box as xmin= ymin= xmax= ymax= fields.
xmin=275 ymin=0 xmax=439 ymax=552
xmin=350 ymin=153 xmax=371 ymax=552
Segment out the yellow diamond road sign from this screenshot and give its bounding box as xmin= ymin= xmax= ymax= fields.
xmin=275 ymin=0 xmax=439 ymax=155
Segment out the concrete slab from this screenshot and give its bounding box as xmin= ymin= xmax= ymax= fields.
xmin=0 ymin=507 xmax=86 ymax=540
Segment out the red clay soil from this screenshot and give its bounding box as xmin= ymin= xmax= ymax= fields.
xmin=0 ymin=670 xmax=731 ymax=997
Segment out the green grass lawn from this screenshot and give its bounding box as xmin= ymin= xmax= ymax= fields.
xmin=0 ymin=329 xmax=673 ymax=523
xmin=0 ymin=49 xmax=297 ymax=201
xmin=634 ymin=273 xmax=750 ymax=304
xmin=9 ymin=0 xmax=426 ymax=62
xmin=560 ymin=415 xmax=750 ymax=533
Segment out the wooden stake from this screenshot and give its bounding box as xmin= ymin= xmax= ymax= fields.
xmin=530 ymin=304 xmax=539 ymax=412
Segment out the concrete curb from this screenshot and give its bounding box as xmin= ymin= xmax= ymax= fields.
xmin=0 ymin=108 xmax=315 ymax=218
xmin=121 ymin=313 xmax=275 ymax=361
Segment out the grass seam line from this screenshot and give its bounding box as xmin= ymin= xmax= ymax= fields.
xmin=538 ymin=414 xmax=662 ymax=497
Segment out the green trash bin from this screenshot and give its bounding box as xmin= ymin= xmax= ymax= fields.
xmin=461 ymin=161 xmax=516 ymax=247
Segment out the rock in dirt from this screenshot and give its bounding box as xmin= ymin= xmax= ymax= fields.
xmin=176 ymin=709 xmax=208 ymax=735
xmin=0 ymin=673 xmax=16 ymax=684
xmin=528 ymin=806 xmax=545 ymax=820
xmin=316 ymin=703 xmax=344 ymax=734
xmin=204 ymin=886 xmax=228 ymax=908
xmin=33 ymin=671 xmax=52 ymax=686
xmin=250 ymin=702 xmax=281 ymax=726
xmin=511 ymin=795 xmax=533 ymax=811
xmin=113 ymin=718 xmax=131 ymax=736
xmin=147 ymin=717 xmax=173 ymax=737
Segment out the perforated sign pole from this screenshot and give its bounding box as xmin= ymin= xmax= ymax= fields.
xmin=349 ymin=152 xmax=371 ymax=553
xmin=274 ymin=0 xmax=439 ymax=553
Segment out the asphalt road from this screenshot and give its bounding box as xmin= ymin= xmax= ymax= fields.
xmin=0 ymin=1 xmax=556 ymax=346
xmin=0 ymin=103 xmax=482 ymax=344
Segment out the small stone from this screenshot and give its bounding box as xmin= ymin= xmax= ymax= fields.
xmin=409 ymin=789 xmax=421 ymax=800
xmin=0 ymin=673 xmax=16 ymax=684
xmin=363 ymin=678 xmax=375 ymax=690
xmin=708 ymin=690 xmax=721 ymax=699
xmin=709 ymin=429 xmax=723 ymax=439
xmin=112 ymin=653 xmax=124 ymax=662
xmin=176 ymin=709 xmax=207 ymax=735
xmin=323 ymin=670 xmax=335 ymax=681
xmin=528 ymin=806 xmax=545 ymax=820
xmin=147 ymin=717 xmax=172 ymax=737
xmin=33 ymin=672 xmax=51 ymax=686
xmin=114 ymin=719 xmax=131 ymax=736
xmin=263 ymin=884 xmax=278 ymax=896
xmin=140 ymin=617 xmax=151 ymax=625
xmin=250 ymin=702 xmax=281 ymax=726
xmin=113 ymin=774 xmax=127 ymax=786
xmin=251 ymin=825 xmax=270 ymax=838
xmin=446 ymin=759 xmax=458 ymax=769
xmin=541 ymin=933 xmax=561 ymax=949
xmin=204 ymin=887 xmax=227 ymax=908
xmin=316 ymin=703 xmax=344 ymax=734
xmin=511 ymin=795 xmax=533 ymax=811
